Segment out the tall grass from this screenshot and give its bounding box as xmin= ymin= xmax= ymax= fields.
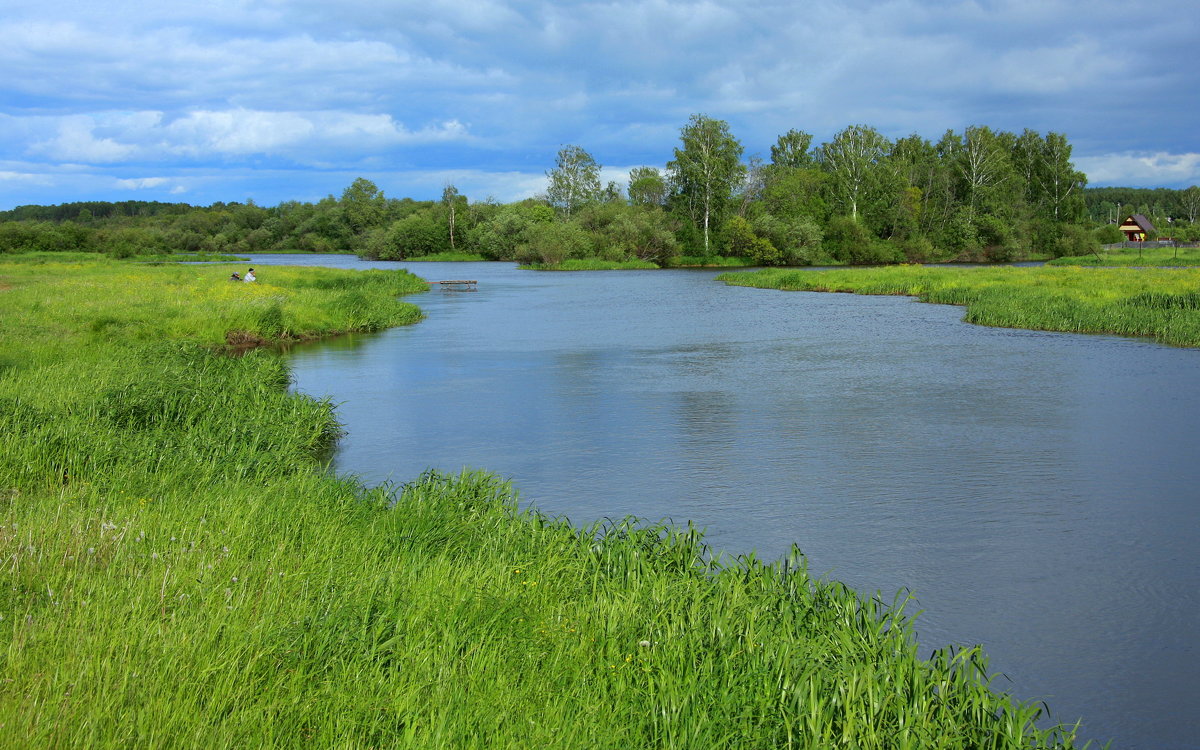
xmin=403 ymin=251 xmax=490 ymax=262
xmin=666 ymin=255 xmax=757 ymax=268
xmin=721 ymin=264 xmax=1200 ymax=348
xmin=0 ymin=258 xmax=1087 ymax=747
xmin=1048 ymin=246 xmax=1200 ymax=267
xmin=522 ymin=258 xmax=660 ymax=270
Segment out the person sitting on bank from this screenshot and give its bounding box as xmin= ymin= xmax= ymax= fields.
xmin=243 ymin=268 xmax=256 ymax=282
xmin=230 ymin=272 xmax=241 ymax=281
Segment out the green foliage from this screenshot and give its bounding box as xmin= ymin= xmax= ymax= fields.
xmin=752 ymin=213 xmax=824 ymax=265
xmin=1054 ymin=224 xmax=1100 ymax=259
xmin=719 ymin=216 xmax=757 ymax=258
xmin=546 ymin=144 xmax=602 ymax=219
xmin=770 ymin=129 xmax=815 ymax=169
xmin=627 ymin=166 xmax=668 ymax=207
xmin=1094 ymin=223 xmax=1125 ymax=245
xmin=519 ymin=220 xmax=592 ymax=265
xmin=668 ymin=114 xmax=746 ymax=253
xmin=340 ymin=177 xmax=388 ymax=238
xmin=600 ymin=208 xmax=680 ymax=264
xmin=468 ymin=201 xmax=555 ymax=261
xmin=365 ymin=212 xmax=446 ymax=260
xmin=0 ymin=120 xmax=1110 ymax=270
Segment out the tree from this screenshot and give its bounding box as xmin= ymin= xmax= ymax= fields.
xmin=627 ymin=167 xmax=668 ymax=207
xmin=340 ymin=178 xmax=387 ymax=237
xmin=442 ymin=184 xmax=465 ymax=250
xmin=770 ymin=129 xmax=815 ymax=169
xmin=667 ymin=114 xmax=746 ymax=253
xmin=955 ymin=126 xmax=1016 ymax=223
xmin=546 ymin=145 xmax=601 ymax=220
xmin=1036 ymin=132 xmax=1087 ymax=222
xmin=817 ymin=125 xmax=889 ymax=220
xmin=1181 ymin=185 xmax=1200 ymax=224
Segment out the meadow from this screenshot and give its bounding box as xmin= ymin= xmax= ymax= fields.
xmin=720 ymin=264 xmax=1200 ymax=348
xmin=1 ymin=257 xmax=1084 ymax=748
xmin=1048 ymin=245 xmax=1200 ymax=267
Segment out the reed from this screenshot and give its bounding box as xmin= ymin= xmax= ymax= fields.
xmin=522 ymin=258 xmax=660 ymax=270
xmin=721 ymin=264 xmax=1200 ymax=348
xmin=0 ymin=257 xmax=1088 ymax=748
xmin=402 ymin=251 xmax=490 ymax=262
xmin=667 ymin=255 xmax=757 ymax=267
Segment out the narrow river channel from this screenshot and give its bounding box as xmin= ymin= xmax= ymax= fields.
xmin=253 ymin=254 xmax=1199 ymax=749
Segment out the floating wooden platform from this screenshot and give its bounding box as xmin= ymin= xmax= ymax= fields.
xmin=436 ymin=279 xmax=477 ymax=289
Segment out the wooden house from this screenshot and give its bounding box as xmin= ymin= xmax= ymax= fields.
xmin=1118 ymin=214 xmax=1156 ymax=242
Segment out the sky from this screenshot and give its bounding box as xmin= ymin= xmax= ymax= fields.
xmin=1 ymin=0 xmax=1197 ymax=210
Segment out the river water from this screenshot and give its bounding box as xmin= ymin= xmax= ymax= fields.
xmin=252 ymin=255 xmax=1199 ymax=749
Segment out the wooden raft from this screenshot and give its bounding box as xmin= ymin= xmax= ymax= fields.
xmin=436 ymin=279 xmax=477 ymax=289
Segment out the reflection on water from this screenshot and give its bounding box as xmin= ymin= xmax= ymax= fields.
xmin=254 ymin=255 xmax=1200 ymax=750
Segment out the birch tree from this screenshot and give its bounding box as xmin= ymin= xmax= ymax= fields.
xmin=667 ymin=114 xmax=745 ymax=253
xmin=546 ymin=145 xmax=601 ymax=220
xmin=817 ymin=125 xmax=889 ymax=220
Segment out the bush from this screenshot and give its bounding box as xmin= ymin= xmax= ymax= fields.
xmin=1094 ymin=224 xmax=1125 ymax=245
xmin=1055 ymin=224 xmax=1100 ymax=258
xmin=719 ymin=216 xmax=758 ymax=259
xmin=602 ymin=209 xmax=679 ymax=264
xmin=751 ymin=214 xmax=823 ymax=265
xmin=519 ymin=221 xmax=591 ymax=265
xmin=824 ymin=215 xmax=891 ymax=264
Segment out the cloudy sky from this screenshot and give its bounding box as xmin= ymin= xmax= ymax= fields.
xmin=1 ymin=0 xmax=1197 ymax=209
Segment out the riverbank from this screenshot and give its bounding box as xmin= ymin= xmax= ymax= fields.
xmin=1 ymin=257 xmax=1082 ymax=747
xmin=721 ymin=264 xmax=1200 ymax=348
xmin=1048 ymin=245 xmax=1200 ymax=267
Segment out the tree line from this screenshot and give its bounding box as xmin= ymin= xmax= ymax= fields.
xmin=3 ymin=115 xmax=1197 ymax=264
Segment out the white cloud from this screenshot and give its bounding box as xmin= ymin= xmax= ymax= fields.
xmin=115 ymin=177 xmax=170 ymax=190
xmin=31 ymin=117 xmax=138 ymax=163
xmin=1076 ymin=152 xmax=1200 ymax=188
xmin=13 ymin=110 xmax=473 ymax=165
xmin=0 ymin=170 xmax=46 ymax=183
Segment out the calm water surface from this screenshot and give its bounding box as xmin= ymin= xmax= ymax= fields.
xmin=254 ymin=255 xmax=1200 ymax=749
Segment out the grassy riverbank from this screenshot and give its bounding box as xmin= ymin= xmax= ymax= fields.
xmin=1048 ymin=246 xmax=1200 ymax=267
xmin=522 ymin=258 xmax=660 ymax=270
xmin=721 ymin=264 xmax=1200 ymax=348
xmin=1 ymin=257 xmax=1083 ymax=748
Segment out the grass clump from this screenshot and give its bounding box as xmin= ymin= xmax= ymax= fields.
xmin=721 ymin=264 xmax=1200 ymax=348
xmin=667 ymin=255 xmax=758 ymax=267
xmin=402 ymin=251 xmax=490 ymax=262
xmin=522 ymin=258 xmax=660 ymax=270
xmin=0 ymin=257 xmax=1086 ymax=747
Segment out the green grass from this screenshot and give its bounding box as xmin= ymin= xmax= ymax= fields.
xmin=522 ymin=258 xmax=660 ymax=270
xmin=402 ymin=251 xmax=490 ymax=262
xmin=135 ymin=252 xmax=247 ymax=263
xmin=721 ymin=263 xmax=1200 ymax=348
xmin=0 ymin=257 xmax=1087 ymax=748
xmin=1048 ymin=245 xmax=1200 ymax=267
xmin=667 ymin=255 xmax=757 ymax=267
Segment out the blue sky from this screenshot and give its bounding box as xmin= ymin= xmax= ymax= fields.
xmin=1 ymin=0 xmax=1197 ymax=210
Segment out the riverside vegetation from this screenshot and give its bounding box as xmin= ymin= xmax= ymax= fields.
xmin=720 ymin=264 xmax=1200 ymax=348
xmin=0 ymin=255 xmax=1089 ymax=748
xmin=7 ymin=117 xmax=1198 ymax=271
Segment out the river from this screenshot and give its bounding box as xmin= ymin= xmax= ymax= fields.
xmin=250 ymin=254 xmax=1200 ymax=749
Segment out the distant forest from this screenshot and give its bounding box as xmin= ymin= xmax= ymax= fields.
xmin=3 ymin=116 xmax=1198 ymax=265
